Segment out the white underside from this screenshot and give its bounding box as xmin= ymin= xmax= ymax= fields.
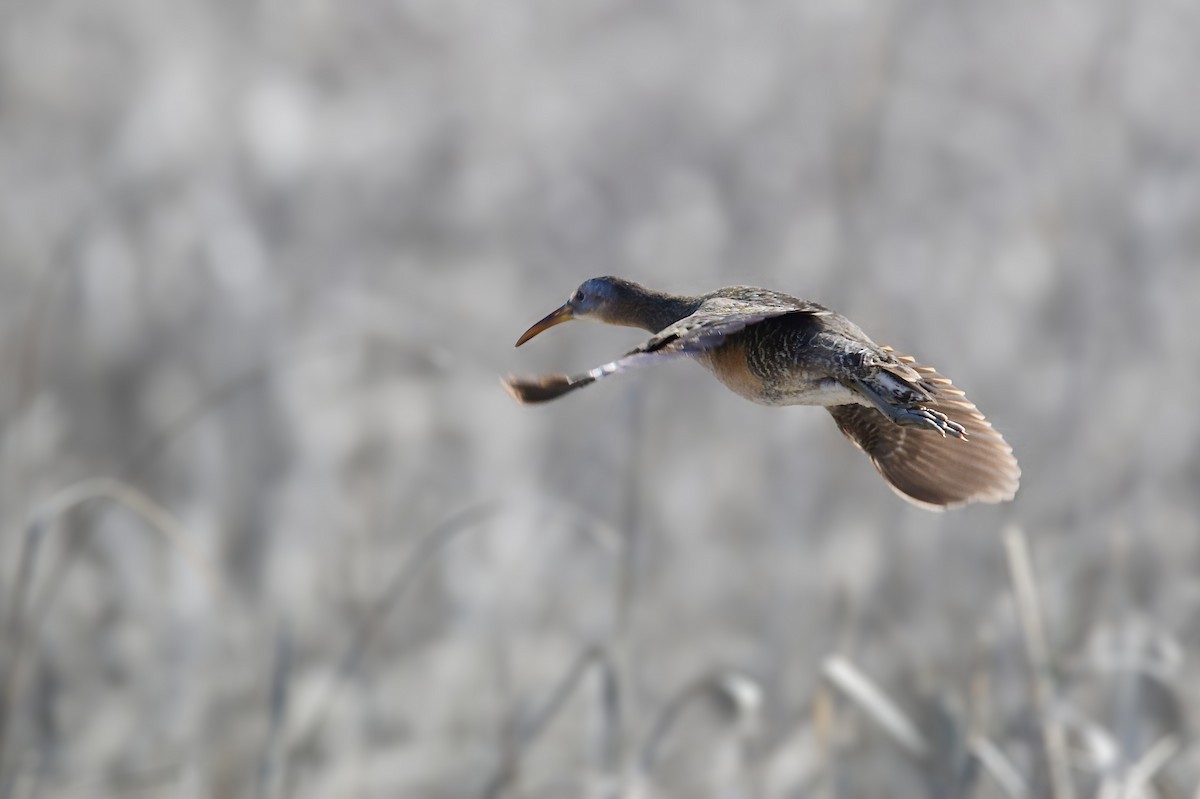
xmin=754 ymin=377 xmax=870 ymax=407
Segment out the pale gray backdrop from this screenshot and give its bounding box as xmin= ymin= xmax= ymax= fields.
xmin=1 ymin=0 xmax=1199 ymax=796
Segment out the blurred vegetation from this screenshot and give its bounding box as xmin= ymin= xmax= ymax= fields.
xmin=2 ymin=0 xmax=1200 ymax=796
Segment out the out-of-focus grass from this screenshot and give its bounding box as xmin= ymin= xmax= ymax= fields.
xmin=3 ymin=0 xmax=1200 ymax=796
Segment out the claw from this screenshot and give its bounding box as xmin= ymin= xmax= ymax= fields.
xmin=925 ymin=408 xmax=968 ymax=440
xmin=899 ymin=406 xmax=968 ymax=440
xmin=851 ymin=377 xmax=969 ymax=441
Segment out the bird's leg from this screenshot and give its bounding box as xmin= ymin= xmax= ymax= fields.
xmin=850 ymin=377 xmax=968 ymax=439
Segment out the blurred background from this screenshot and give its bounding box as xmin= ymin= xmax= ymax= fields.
xmin=2 ymin=0 xmax=1199 ymax=796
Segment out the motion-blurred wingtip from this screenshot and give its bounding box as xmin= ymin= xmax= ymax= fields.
xmin=500 ymin=373 xmax=578 ymax=404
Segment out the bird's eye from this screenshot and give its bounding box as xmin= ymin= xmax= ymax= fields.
xmin=571 ymin=291 xmax=584 ymax=303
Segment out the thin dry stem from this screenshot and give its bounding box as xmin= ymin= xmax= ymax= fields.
xmin=0 ymin=477 xmax=225 ymax=786
xmin=970 ymin=736 xmax=1030 ymax=799
xmin=1122 ymin=735 xmax=1178 ymax=798
xmin=483 ymin=645 xmax=614 ymax=799
xmin=281 ymin=503 xmax=495 ymax=789
xmin=821 ymin=655 xmax=930 ymax=761
xmin=1004 ymin=526 xmax=1076 ymax=799
xmin=637 ymin=671 xmax=762 ymax=775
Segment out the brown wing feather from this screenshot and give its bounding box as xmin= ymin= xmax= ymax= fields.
xmin=829 ymin=351 xmax=1019 ymax=509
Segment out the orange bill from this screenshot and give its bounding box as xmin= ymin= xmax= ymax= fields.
xmin=515 ymin=303 xmax=574 ymax=346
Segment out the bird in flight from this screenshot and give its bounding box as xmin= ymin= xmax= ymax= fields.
xmin=504 ymin=276 xmax=1019 ymax=510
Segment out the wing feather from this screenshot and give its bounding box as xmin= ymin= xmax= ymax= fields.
xmin=828 ymin=354 xmax=1019 ymax=509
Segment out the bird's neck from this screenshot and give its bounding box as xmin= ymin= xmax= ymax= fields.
xmin=608 ymin=288 xmax=703 ymax=333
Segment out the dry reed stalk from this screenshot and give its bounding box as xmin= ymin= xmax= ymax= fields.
xmin=637 ymin=671 xmax=763 ymax=776
xmin=1004 ymin=526 xmax=1076 ymax=799
xmin=280 ymin=501 xmax=495 ymax=793
xmin=609 ymin=389 xmax=646 ymax=778
xmin=1121 ymin=735 xmax=1178 ymax=799
xmin=483 ymin=645 xmax=615 ymax=799
xmin=0 ymin=478 xmax=225 ymax=790
xmin=970 ymin=735 xmax=1030 ymax=798
xmin=255 ymin=625 xmax=292 ymax=799
xmin=821 ymin=655 xmax=930 ymax=761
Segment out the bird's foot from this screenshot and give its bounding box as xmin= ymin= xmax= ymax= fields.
xmin=891 ymin=405 xmax=968 ymax=439
xmin=851 ymin=376 xmax=968 ymax=440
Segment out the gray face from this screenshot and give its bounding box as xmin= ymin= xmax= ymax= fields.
xmin=569 ymin=276 xmax=623 ymax=319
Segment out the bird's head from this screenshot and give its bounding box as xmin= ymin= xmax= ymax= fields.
xmin=515 ymin=276 xmax=643 ymax=346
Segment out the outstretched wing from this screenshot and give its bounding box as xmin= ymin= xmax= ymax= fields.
xmin=828 ymin=351 xmax=1019 ymax=509
xmin=503 ymin=299 xmax=825 ymax=404
xmin=502 ymin=350 xmax=690 ymax=403
xmin=634 ymin=297 xmax=827 ymax=355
